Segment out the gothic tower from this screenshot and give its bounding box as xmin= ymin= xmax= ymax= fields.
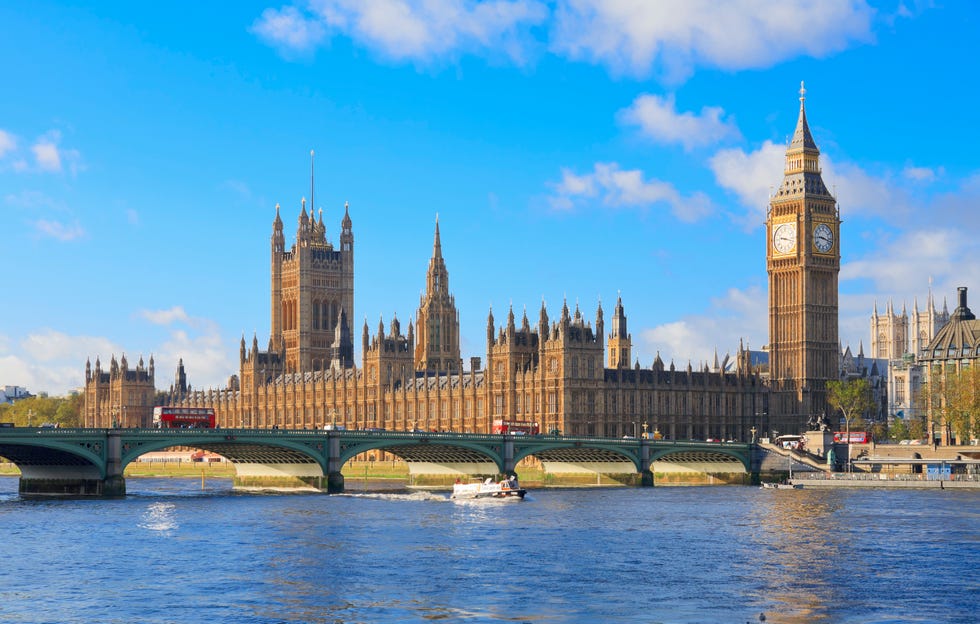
xmin=414 ymin=217 xmax=461 ymax=373
xmin=767 ymin=83 xmax=841 ymax=434
xmin=269 ymin=161 xmax=354 ymax=372
xmin=607 ymin=296 xmax=632 ymax=369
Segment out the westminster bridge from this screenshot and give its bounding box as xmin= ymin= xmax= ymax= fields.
xmin=0 ymin=428 xmax=757 ymax=496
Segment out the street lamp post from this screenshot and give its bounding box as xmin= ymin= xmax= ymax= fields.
xmin=642 ymin=422 xmax=649 ymax=439
xmin=750 ymin=426 xmax=757 ymax=444
xmin=631 ymin=421 xmax=637 ymax=438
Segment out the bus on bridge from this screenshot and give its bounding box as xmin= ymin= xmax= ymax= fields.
xmin=152 ymin=406 xmax=216 ymax=429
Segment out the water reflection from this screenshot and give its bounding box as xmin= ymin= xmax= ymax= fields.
xmin=138 ymin=501 xmax=178 ymax=534
xmin=749 ymin=490 xmax=844 ymax=622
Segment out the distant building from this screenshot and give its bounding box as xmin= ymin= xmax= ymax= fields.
xmin=918 ymin=287 xmax=979 ymax=445
xmin=0 ymin=385 xmax=33 ymax=404
xmin=870 ymin=291 xmax=949 ymax=428
xmin=838 ymin=343 xmax=887 ymax=425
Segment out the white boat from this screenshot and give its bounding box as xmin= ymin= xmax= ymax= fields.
xmin=451 ymin=478 xmax=526 ymax=500
xmin=761 ymin=482 xmax=803 ymax=489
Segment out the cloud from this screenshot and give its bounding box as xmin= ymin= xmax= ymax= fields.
xmin=33 ymin=219 xmax=85 ymax=241
xmin=902 ymin=164 xmax=940 ymax=182
xmin=254 ymin=0 xmax=548 ymax=64
xmin=251 ymin=5 xmax=327 ymax=57
xmin=0 ymin=330 xmax=122 ymax=395
xmin=32 ymin=140 xmax=62 ymax=172
xmin=140 ymin=307 xmax=191 ymax=325
xmin=0 ymin=129 xmax=16 ymax=158
xmin=550 ymin=0 xmax=876 ymax=80
xmin=619 ymin=93 xmax=740 ymax=150
xmin=0 ymin=130 xmax=83 ymax=175
xmin=550 ymin=161 xmax=712 ymax=221
xmin=708 ymin=140 xmax=784 ymax=225
xmin=0 ymin=311 xmax=239 ymax=396
xmin=708 ymin=141 xmax=918 ymax=226
xmin=639 ymin=285 xmax=768 ymax=367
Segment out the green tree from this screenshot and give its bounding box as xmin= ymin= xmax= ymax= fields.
xmin=889 ymin=417 xmax=910 ymax=442
xmin=908 ymin=416 xmax=927 ymax=441
xmin=944 ymin=366 xmax=980 ymax=444
xmin=0 ymin=394 xmax=81 ymax=427
xmin=827 ymin=378 xmax=874 ymax=470
xmin=55 ymin=393 xmax=83 ymax=427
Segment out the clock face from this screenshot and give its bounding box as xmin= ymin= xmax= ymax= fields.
xmin=813 ymin=223 xmax=834 ymax=253
xmin=772 ymin=222 xmax=796 ymax=254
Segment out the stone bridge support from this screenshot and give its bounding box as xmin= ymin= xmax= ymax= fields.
xmin=639 ymin=439 xmax=653 ymax=487
xmin=503 ymin=436 xmax=516 ymax=476
xmin=326 ymin=432 xmax=344 ymax=493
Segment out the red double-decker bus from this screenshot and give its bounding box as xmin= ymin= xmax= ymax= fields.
xmin=153 ymin=406 xmax=216 ymax=429
xmin=491 ymin=419 xmax=539 ymax=435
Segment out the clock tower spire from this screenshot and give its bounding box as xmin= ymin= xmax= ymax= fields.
xmin=766 ymin=82 xmax=841 ymax=434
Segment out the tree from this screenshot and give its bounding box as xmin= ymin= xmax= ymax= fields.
xmin=827 ymin=378 xmax=874 ymax=470
xmin=889 ymin=417 xmax=910 ymax=442
xmin=942 ymin=366 xmax=980 ymax=444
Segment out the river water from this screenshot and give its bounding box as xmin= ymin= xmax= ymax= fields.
xmin=0 ymin=477 xmax=976 ymax=624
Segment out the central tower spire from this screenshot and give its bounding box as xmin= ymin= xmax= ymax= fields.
xmin=415 ymin=215 xmax=461 ymax=372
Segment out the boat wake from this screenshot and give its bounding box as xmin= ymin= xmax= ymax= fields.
xmin=339 ymin=490 xmax=449 ymax=502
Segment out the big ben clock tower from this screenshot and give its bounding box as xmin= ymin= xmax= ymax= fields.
xmin=767 ymin=83 xmax=840 ymax=434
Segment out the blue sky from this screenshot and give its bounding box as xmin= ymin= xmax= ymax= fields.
xmin=3 ymin=1 xmax=979 ymax=396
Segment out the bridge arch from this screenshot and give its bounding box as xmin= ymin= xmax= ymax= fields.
xmin=651 ymin=444 xmax=752 ymax=474
xmin=339 ymin=436 xmax=506 ymax=476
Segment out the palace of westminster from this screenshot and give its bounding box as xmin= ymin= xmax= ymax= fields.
xmin=82 ymin=87 xmax=979 ymax=445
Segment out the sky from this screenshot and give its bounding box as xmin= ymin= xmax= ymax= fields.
xmin=3 ymin=0 xmax=979 ymax=397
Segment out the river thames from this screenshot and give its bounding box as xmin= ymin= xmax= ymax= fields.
xmin=0 ymin=477 xmax=976 ymax=623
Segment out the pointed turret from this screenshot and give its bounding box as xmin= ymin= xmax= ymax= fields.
xmin=487 ymin=306 xmax=495 ymax=344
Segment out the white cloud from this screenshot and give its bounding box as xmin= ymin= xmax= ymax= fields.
xmin=0 ymin=330 xmax=122 ymax=396
xmin=902 ymin=164 xmax=939 ymax=182
xmin=550 ymin=0 xmax=876 ymax=80
xmin=842 ymin=228 xmax=975 ymax=294
xmin=153 ymin=323 xmax=237 ymax=392
xmin=550 ymin=161 xmax=712 ymax=222
xmin=34 ymin=219 xmax=85 ymax=241
xmin=0 ymin=312 xmax=239 ymax=396
xmin=252 ymin=6 xmax=327 ymax=56
xmin=0 ymin=129 xmax=16 ymax=158
xmin=708 ymin=141 xmax=917 ymax=226
xmin=639 ymin=285 xmax=768 ymax=367
xmin=140 ymin=307 xmax=191 ymax=326
xmin=33 ymin=140 xmax=61 ymax=172
xmin=255 ymin=0 xmax=548 ymax=64
xmin=708 ymin=140 xmax=784 ymax=225
xmin=619 ymin=93 xmax=740 ymax=150
xmin=21 ymin=331 xmax=119 ymax=364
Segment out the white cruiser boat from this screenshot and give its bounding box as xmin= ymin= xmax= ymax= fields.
xmin=451 ymin=479 xmax=526 ymax=500
xmin=761 ymin=482 xmax=803 ymax=489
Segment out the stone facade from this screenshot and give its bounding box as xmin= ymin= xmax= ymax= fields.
xmin=870 ymin=292 xmax=949 ymax=426
xmin=82 ymin=354 xmax=155 ymax=427
xmin=132 ymin=208 xmax=768 ymax=441
xmin=766 ymin=83 xmax=841 ymax=435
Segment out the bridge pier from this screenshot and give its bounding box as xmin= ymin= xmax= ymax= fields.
xmin=327 ymin=432 xmax=344 ymax=493
xmin=502 ymin=436 xmax=516 ymax=476
xmin=19 ymin=430 xmax=126 ymax=497
xmin=639 ymin=439 xmax=654 ymax=487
